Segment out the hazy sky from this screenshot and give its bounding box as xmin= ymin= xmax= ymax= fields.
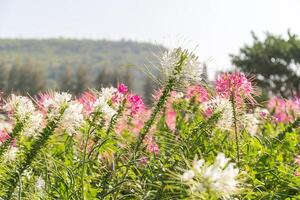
xmin=0 ymin=0 xmax=300 ymax=79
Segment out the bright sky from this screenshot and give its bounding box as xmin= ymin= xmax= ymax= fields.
xmin=0 ymin=0 xmax=300 ymax=79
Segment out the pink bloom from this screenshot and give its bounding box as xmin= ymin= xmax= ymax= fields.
xmin=274 ymin=112 xmax=292 ymax=123
xmin=216 ymin=72 xmax=253 ymax=104
xmin=203 ymin=108 xmax=214 ymax=118
xmin=36 ymin=92 xmax=54 ymax=113
xmin=11 ymin=138 xmax=17 ymax=147
xmin=186 ymin=85 xmax=209 ymax=103
xmin=117 ymin=83 xmax=128 ymax=95
xmin=0 ymin=130 xmax=10 ymax=143
xmin=77 ymin=92 xmax=98 ymax=115
xmin=294 ymin=171 xmax=299 ymax=177
xmin=166 ymin=110 xmax=176 ymax=131
xmin=152 ymin=89 xmax=163 ymax=101
xmin=268 ymin=97 xmax=299 ymax=124
xmin=129 ymin=94 xmax=144 ymax=115
xmin=144 ymin=135 xmax=160 ymax=155
xmin=139 ymin=156 xmax=149 ymax=165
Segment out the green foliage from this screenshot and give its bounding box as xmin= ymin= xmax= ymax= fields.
xmin=231 ymin=31 xmax=300 ymax=98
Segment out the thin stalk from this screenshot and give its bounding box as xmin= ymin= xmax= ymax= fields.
xmin=106 ymin=97 xmax=127 ymax=136
xmin=0 ymin=121 xmax=24 ymax=159
xmin=230 ymin=94 xmax=240 ymax=166
xmin=133 ymin=52 xmax=188 ymax=159
xmin=80 ymin=127 xmax=92 ymax=200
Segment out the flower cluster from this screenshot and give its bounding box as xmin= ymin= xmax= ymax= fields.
xmin=186 ymin=85 xmax=209 ymax=103
xmin=216 ymin=72 xmax=254 ymax=104
xmin=160 ymin=48 xmax=203 ymax=87
xmin=3 ymin=95 xmax=35 ymax=121
xmin=144 ymin=135 xmax=160 ymax=154
xmin=4 ymin=95 xmax=43 ymax=138
xmin=38 ymin=92 xmax=84 ymax=135
xmin=182 ymin=153 xmax=241 ymax=199
xmin=203 ymin=97 xmax=233 ymax=131
xmin=267 ymin=97 xmax=300 ymax=123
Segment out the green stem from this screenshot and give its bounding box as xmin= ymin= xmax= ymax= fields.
xmin=231 ymin=94 xmax=240 ymax=166
xmin=80 ymin=128 xmax=91 ymax=200
xmin=133 ymin=51 xmax=188 ymax=159
xmin=1 ymin=108 xmax=66 ymax=199
xmin=0 ymin=121 xmax=24 ymax=159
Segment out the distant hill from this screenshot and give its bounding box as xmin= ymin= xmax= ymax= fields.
xmin=0 ymin=39 xmax=167 ymax=100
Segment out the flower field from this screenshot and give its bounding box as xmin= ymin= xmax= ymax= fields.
xmin=0 ymin=47 xmax=299 ymax=199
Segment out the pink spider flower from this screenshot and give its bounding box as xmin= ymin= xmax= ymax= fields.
xmin=268 ymin=97 xmax=299 ymax=123
xmin=36 ymin=92 xmax=54 ymax=113
xmin=144 ymin=135 xmax=160 ymax=155
xmin=77 ymin=91 xmax=98 ymax=115
xmin=128 ymin=94 xmax=144 ymax=115
xmin=139 ymin=156 xmax=149 ymax=165
xmin=0 ymin=129 xmax=10 ymax=143
xmin=117 ymin=83 xmax=128 ymax=95
xmin=216 ymin=72 xmax=254 ymax=104
xmin=203 ymin=107 xmax=214 ymax=118
xmin=186 ymin=85 xmax=209 ymax=103
xmin=166 ymin=110 xmax=176 ymax=131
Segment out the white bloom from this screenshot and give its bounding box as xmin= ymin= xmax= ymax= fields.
xmin=160 ymin=48 xmax=203 ymax=86
xmin=203 ymin=97 xmax=233 ymax=131
xmin=23 ymin=111 xmax=44 ymax=137
xmin=193 ymin=159 xmax=205 ymax=172
xmin=100 ymin=87 xmax=117 ymax=102
xmin=4 ymin=95 xmax=35 ymax=121
xmin=215 ymin=153 xmax=230 ymax=168
xmin=93 ymin=98 xmax=117 ymax=125
xmin=60 ymin=101 xmax=84 ymax=135
xmin=0 ymin=121 xmax=12 ymax=133
xmin=182 ymin=170 xmax=195 ymax=181
xmin=241 ymin=113 xmax=260 ymax=136
xmin=182 ymin=153 xmax=241 ymax=199
xmin=3 ymin=95 xmax=44 ymax=138
xmin=43 ymin=92 xmax=71 ymax=110
xmin=36 ymin=176 xmax=45 ymax=191
xmin=182 ymin=159 xmax=204 ymax=181
xmin=91 ymin=87 xmax=118 ymax=125
xmin=4 ymin=146 xmax=18 ymax=162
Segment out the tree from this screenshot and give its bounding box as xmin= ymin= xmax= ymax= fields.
xmin=59 ymin=65 xmax=75 ymax=93
xmin=74 ymin=64 xmax=89 ymax=95
xmin=231 ymin=31 xmax=300 ymax=97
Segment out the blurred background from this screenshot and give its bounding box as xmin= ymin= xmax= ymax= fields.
xmin=0 ymin=0 xmax=299 ymax=102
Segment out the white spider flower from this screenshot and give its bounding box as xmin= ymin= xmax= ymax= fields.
xmin=3 ymin=95 xmax=44 ymax=138
xmin=42 ymin=92 xmax=71 ymax=110
xmin=182 ymin=170 xmax=195 ymax=181
xmin=182 ymin=153 xmax=241 ymax=199
xmin=23 ymin=111 xmax=44 ymax=137
xmin=36 ymin=176 xmax=45 ymax=191
xmin=203 ymin=97 xmax=233 ymax=131
xmin=41 ymin=92 xmax=72 ymax=121
xmin=160 ymin=48 xmax=203 ymax=87
xmin=3 ymin=95 xmax=35 ymax=121
xmin=4 ymin=146 xmax=18 ymax=162
xmin=59 ymin=101 xmax=84 ymax=135
xmin=240 ymin=113 xmax=260 ymax=136
xmin=88 ymin=87 xmax=118 ymax=126
xmin=93 ymin=98 xmax=117 ymax=125
xmin=100 ymin=87 xmax=117 ymax=102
